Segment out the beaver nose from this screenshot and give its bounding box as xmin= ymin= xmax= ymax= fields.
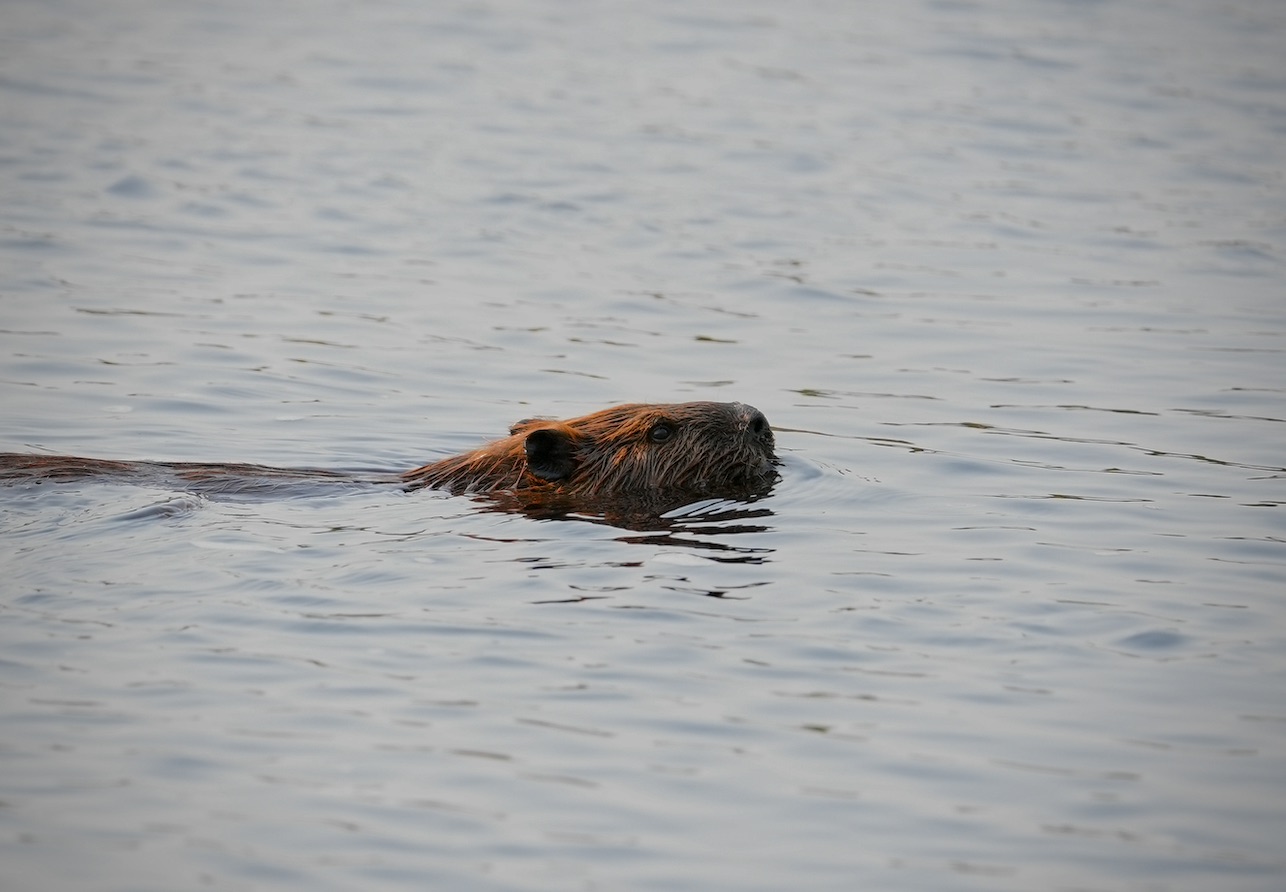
xmin=734 ymin=403 xmax=771 ymax=439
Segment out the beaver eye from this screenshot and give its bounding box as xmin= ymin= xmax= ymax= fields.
xmin=648 ymin=421 xmax=675 ymax=444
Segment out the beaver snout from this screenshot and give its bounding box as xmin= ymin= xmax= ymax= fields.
xmin=733 ymin=402 xmax=773 ymax=446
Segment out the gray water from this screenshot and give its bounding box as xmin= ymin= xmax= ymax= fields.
xmin=2 ymin=0 xmax=1284 ymax=889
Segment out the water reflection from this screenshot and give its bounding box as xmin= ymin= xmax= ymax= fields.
xmin=473 ymin=489 xmax=778 ymax=544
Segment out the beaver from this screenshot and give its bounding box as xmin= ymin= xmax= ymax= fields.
xmin=0 ymin=401 xmax=778 ymax=517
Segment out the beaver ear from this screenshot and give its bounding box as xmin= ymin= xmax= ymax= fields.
xmin=509 ymin=417 xmax=543 ymax=436
xmin=524 ymin=428 xmax=577 ymax=481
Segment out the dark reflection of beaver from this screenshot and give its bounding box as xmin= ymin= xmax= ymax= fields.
xmin=0 ymin=401 xmax=779 ymax=522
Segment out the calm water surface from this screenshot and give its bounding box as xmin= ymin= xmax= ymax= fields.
xmin=1 ymin=1 xmax=1284 ymax=890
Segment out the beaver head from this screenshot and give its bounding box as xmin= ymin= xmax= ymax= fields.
xmin=402 ymin=401 xmax=778 ymax=512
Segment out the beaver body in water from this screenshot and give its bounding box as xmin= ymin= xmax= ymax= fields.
xmin=0 ymin=401 xmax=778 ymax=517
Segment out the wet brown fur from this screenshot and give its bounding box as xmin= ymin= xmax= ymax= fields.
xmin=402 ymin=401 xmax=777 ymax=505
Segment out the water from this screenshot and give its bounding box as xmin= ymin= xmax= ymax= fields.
xmin=2 ymin=0 xmax=1284 ymax=889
